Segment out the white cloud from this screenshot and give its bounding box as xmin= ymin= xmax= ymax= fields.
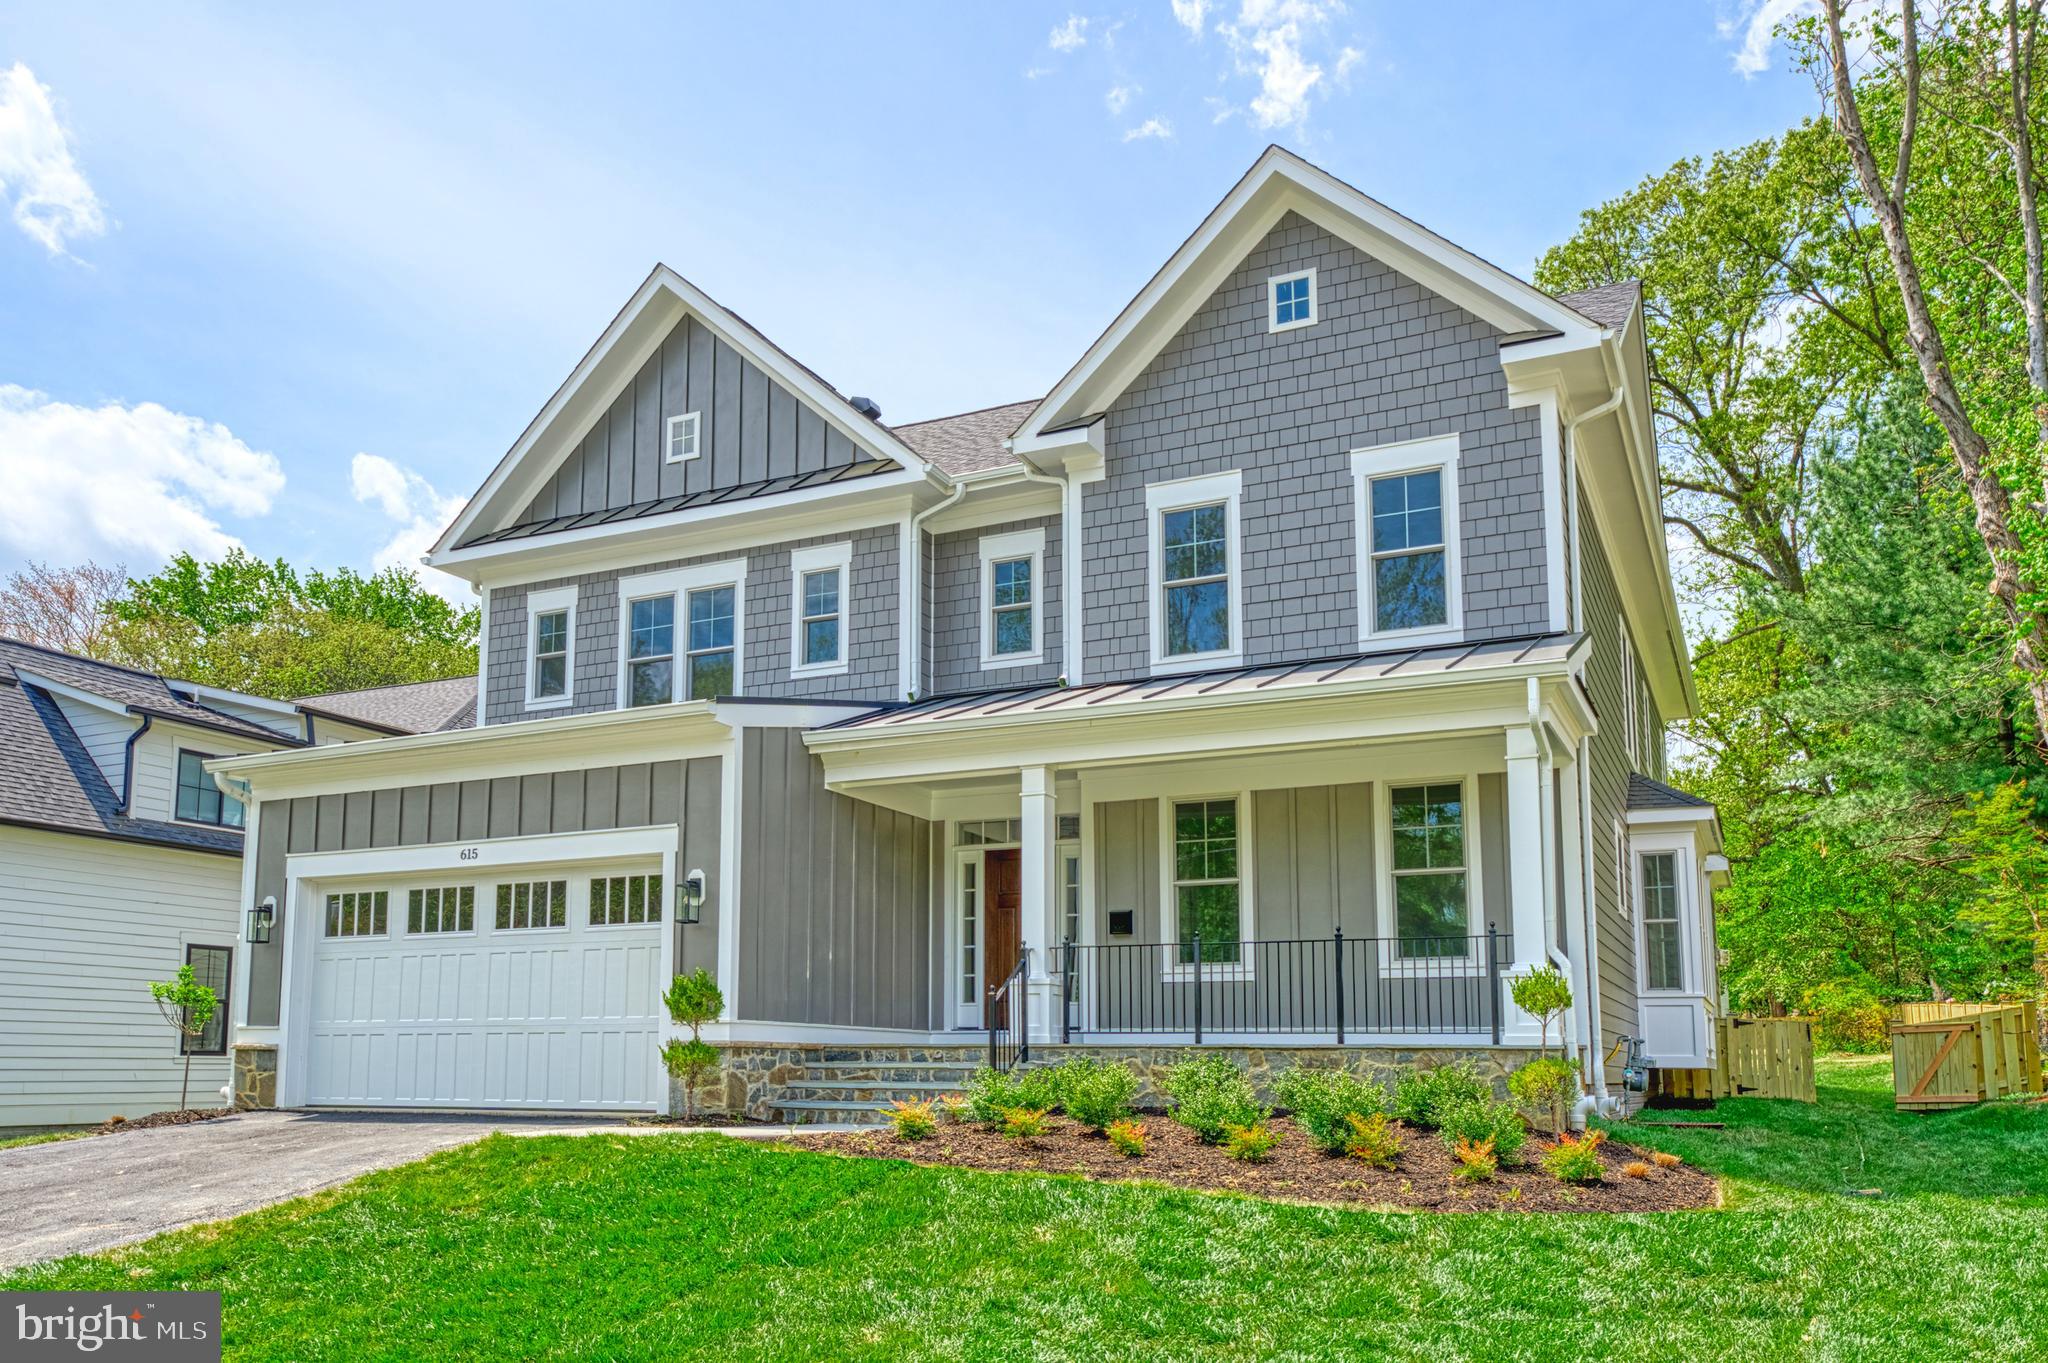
xmin=1124 ymin=117 xmax=1175 ymax=142
xmin=1050 ymin=15 xmax=1091 ymax=51
xmin=1171 ymin=0 xmax=1212 ymax=36
xmin=0 ymin=63 xmax=107 ymax=255
xmin=1024 ymin=65 xmax=1055 ymax=80
xmin=1218 ymin=0 xmax=1349 ymax=133
xmin=1722 ymin=0 xmax=1886 ymax=76
xmin=0 ymin=385 xmax=283 ymax=567
xmin=1335 ymin=45 xmax=1364 ymax=84
xmin=349 ymin=453 xmax=467 ymax=597
xmin=1106 ymin=84 xmax=1138 ymax=114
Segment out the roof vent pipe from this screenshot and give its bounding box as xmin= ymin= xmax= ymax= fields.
xmin=849 ymin=396 xmax=883 ymax=421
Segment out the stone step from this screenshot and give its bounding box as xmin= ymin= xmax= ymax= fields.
xmin=797 ymin=1063 xmax=979 ymax=1084
xmin=773 ymin=1098 xmax=893 ymax=1125
xmin=780 ymin=1081 xmax=963 ymax=1103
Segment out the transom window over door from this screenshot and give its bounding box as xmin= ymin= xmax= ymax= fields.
xmin=1639 ymin=851 xmax=1685 ymax=990
xmin=1172 ymin=798 xmax=1242 ymax=965
xmin=1352 ymin=435 xmax=1462 ymax=645
xmin=1147 ymin=470 xmax=1242 ymax=671
xmin=1389 ymin=783 xmax=1469 ymax=958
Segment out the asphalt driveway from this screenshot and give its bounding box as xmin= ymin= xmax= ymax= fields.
xmin=0 ymin=1110 xmax=621 ymax=1270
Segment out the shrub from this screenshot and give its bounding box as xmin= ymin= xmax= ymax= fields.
xmin=660 ymin=969 xmax=725 ymax=1120
xmin=1223 ymin=1121 xmax=1280 ymax=1162
xmin=1801 ymin=979 xmax=1891 ymax=1053
xmin=1000 ymin=1106 xmax=1050 ymax=1142
xmin=1651 ymin=1150 xmax=1682 ymax=1170
xmin=1542 ymin=1129 xmax=1606 ymax=1183
xmin=1107 ymin=1119 xmax=1147 ymax=1158
xmin=1509 ymin=964 xmax=1574 ymax=1059
xmin=1162 ymin=1055 xmax=1268 ymax=1144
xmin=1056 ymin=1056 xmax=1140 ymax=1131
xmin=1343 ymin=1111 xmax=1403 ymax=1169
xmin=964 ymin=1066 xmax=1061 ymax=1125
xmin=1273 ymin=1065 xmax=1390 ymax=1154
xmin=1621 ymin=1160 xmax=1651 ymax=1179
xmin=1434 ymin=1096 xmax=1527 ymax=1165
xmin=1507 ymin=1056 xmax=1580 ymax=1133
xmin=658 ymin=1039 xmax=720 ymax=1121
xmin=936 ymin=1093 xmax=970 ymax=1124
xmin=888 ymin=1099 xmax=937 ymax=1141
xmin=1451 ymin=1136 xmax=1497 ymax=1182
xmin=1393 ymin=1062 xmax=1488 ymax=1128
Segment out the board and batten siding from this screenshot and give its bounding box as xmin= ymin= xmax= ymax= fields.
xmin=509 ymin=313 xmax=873 ymax=530
xmin=1579 ymin=483 xmax=1640 ymax=1082
xmin=737 ymin=727 xmax=935 ymax=1031
xmin=1087 ymin=210 xmax=1548 ymax=679
xmin=926 ymin=514 xmax=1063 ymax=695
xmin=482 ymin=526 xmax=901 ymax=724
xmin=0 ymin=826 xmax=240 ymax=1126
xmin=247 ymin=758 xmax=722 ymax=1027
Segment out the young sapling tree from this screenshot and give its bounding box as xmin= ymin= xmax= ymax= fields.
xmin=659 ymin=968 xmax=725 ymax=1121
xmin=149 ymin=963 xmax=219 ymax=1113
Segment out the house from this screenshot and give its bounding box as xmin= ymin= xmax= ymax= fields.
xmin=208 ymin=147 xmax=1726 ymax=1122
xmin=0 ymin=641 xmax=474 ymax=1127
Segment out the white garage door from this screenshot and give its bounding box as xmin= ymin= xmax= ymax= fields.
xmin=305 ymin=867 xmax=666 ymax=1110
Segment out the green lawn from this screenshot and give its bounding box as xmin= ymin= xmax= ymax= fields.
xmin=0 ymin=1128 xmax=82 ymax=1152
xmin=5 ymin=1057 xmax=2045 ymax=1361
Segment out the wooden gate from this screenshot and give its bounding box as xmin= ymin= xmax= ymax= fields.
xmin=1890 ymin=1002 xmax=2044 ymax=1111
xmin=1650 ymin=1015 xmax=1816 ymax=1103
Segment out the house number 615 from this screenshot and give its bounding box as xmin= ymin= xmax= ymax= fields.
xmin=458 ymin=847 xmax=480 ymax=861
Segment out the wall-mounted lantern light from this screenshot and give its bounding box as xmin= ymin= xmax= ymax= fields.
xmin=676 ymin=869 xmax=707 ymax=925
xmin=247 ymin=895 xmax=276 ymax=945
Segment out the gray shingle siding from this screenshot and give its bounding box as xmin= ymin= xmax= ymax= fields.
xmin=482 ymin=525 xmax=900 ymax=723
xmin=1085 ymin=211 xmax=1549 ymax=679
xmin=926 ymin=515 xmax=1063 ymax=695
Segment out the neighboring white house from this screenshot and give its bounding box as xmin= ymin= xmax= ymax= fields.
xmin=0 ymin=638 xmax=474 ymax=1129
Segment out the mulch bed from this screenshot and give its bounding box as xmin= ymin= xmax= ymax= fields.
xmin=93 ymin=1108 xmax=233 ymax=1137
xmin=629 ymin=1114 xmax=786 ymax=1129
xmin=777 ymin=1115 xmax=1718 ymax=1213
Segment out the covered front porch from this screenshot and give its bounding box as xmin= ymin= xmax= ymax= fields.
xmin=804 ymin=634 xmax=1598 ymax=1066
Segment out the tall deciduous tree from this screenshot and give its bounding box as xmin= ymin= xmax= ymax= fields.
xmin=0 ymin=560 xmax=127 ymax=653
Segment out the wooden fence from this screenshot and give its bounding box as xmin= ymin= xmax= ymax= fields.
xmin=1650 ymin=1015 xmax=1816 ymax=1103
xmin=1890 ymin=1001 xmax=2044 ymax=1111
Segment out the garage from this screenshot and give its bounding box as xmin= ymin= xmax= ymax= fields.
xmin=301 ymin=863 xmax=667 ymax=1111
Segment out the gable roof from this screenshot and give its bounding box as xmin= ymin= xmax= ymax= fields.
xmin=429 ymin=264 xmax=947 ymax=563
xmin=889 ymin=400 xmax=1039 ymax=477
xmin=296 ymin=675 xmax=479 ymax=735
xmin=0 ymin=637 xmax=303 ymax=747
xmin=1016 ymin=145 xmax=1608 ymax=441
xmin=1556 ymin=280 xmax=1642 ymax=331
xmin=1627 ymin=772 xmax=1714 ymax=812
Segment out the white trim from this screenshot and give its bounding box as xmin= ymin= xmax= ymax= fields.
xmin=11 ymin=668 xmax=131 ymax=718
xmin=1618 ymin=618 xmax=1639 ymax=766
xmin=787 ymin=542 xmax=853 ymax=678
xmin=978 ymin=526 xmax=1047 ymax=669
xmin=523 ymin=586 xmax=577 ymax=710
xmin=664 ymin=411 xmax=701 ymax=465
xmin=1145 ymin=469 xmax=1245 ymax=674
xmin=714 ymin=729 xmax=742 ymax=1019
xmin=1633 ymin=838 xmax=1693 ymax=995
xmin=475 ymin=585 xmax=491 ymax=728
xmin=1372 ymin=773 xmax=1486 ymax=974
xmin=1267 ymin=266 xmax=1317 ymax=333
xmin=616 ymin=559 xmax=748 ymax=708
xmin=1156 ymin=790 xmax=1256 ymax=981
xmin=896 ymin=515 xmax=918 ymax=700
xmin=1351 ymin=433 xmax=1464 ymax=649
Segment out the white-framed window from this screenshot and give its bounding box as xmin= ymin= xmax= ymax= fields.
xmin=407 ymin=885 xmax=475 ymax=934
xmin=175 ymin=750 xmax=245 ymax=828
xmin=959 ymin=858 xmax=979 ymax=1007
xmin=618 ymin=561 xmax=746 ymax=707
xmin=589 ymin=872 xmax=664 ymax=926
xmin=789 ymin=543 xmax=852 ymax=678
xmin=1165 ymin=796 xmax=1246 ymax=967
xmin=324 ymin=889 xmax=389 ymax=939
xmin=978 ymin=527 xmax=1046 ymax=667
xmin=1268 ymin=267 xmax=1317 ymax=332
xmin=1145 ymin=470 xmax=1244 ymax=673
xmin=496 ymin=879 xmax=567 ymax=931
xmin=1387 ymin=782 xmax=1472 ymax=958
xmin=1351 ymin=434 xmax=1463 ymax=646
xmin=525 ymin=586 xmax=576 ymax=708
xmin=1613 ymin=819 xmax=1631 ymax=923
xmin=1638 ymin=850 xmax=1684 ymax=991
xmin=665 ymin=411 xmax=701 ymax=464
xmin=1619 ymin=619 xmax=1639 ymax=763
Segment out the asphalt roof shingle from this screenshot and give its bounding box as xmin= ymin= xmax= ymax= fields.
xmin=1627 ymin=772 xmax=1714 ymax=812
xmin=296 ymin=675 xmax=478 ymax=734
xmin=886 ymin=400 xmax=1039 ymax=477
xmin=0 ymin=637 xmax=301 ymax=747
xmin=1557 ymin=280 xmax=1641 ymax=330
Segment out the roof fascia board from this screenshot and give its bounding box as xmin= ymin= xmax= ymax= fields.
xmin=13 ymin=669 xmax=134 ymax=719
xmin=166 ymin=680 xmax=302 ymax=718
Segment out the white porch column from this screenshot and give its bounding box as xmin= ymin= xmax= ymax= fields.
xmin=1019 ymin=765 xmax=1060 ymax=1041
xmin=1501 ymin=725 xmax=1553 ymax=1045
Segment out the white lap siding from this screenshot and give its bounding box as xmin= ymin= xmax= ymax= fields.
xmin=0 ymin=827 xmax=240 ymax=1127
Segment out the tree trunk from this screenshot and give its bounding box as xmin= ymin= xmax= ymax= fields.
xmin=180 ymin=1052 xmax=192 ymax=1113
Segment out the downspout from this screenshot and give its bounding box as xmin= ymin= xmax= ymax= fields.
xmin=906 ymin=477 xmax=967 ymax=700
xmin=118 ymin=712 xmax=153 ymax=814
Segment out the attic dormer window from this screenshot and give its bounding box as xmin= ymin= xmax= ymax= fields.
xmin=665 ymin=411 xmax=701 ymax=464
xmin=1268 ymin=268 xmax=1316 ymax=332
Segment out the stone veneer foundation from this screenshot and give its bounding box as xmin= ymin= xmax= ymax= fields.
xmin=232 ymin=1043 xmax=278 ymax=1110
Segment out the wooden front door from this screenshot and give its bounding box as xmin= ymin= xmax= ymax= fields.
xmin=982 ymin=849 xmax=1022 ymax=1028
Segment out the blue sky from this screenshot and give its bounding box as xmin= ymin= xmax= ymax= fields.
xmin=0 ymin=2 xmax=1817 ymax=599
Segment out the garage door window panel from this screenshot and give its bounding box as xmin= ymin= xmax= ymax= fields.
xmin=325 ymin=890 xmax=389 ymax=938
xmin=496 ymin=879 xmax=568 ymax=930
xmin=591 ymin=873 xmax=664 ymax=926
xmin=408 ymin=885 xmax=476 ymax=935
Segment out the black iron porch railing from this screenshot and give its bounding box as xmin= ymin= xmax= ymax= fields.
xmin=987 ymin=955 xmax=1030 ymax=1072
xmin=1058 ymin=927 xmax=1507 ymax=1045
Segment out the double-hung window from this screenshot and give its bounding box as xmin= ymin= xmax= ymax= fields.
xmin=1639 ymin=851 xmax=1684 ymax=990
xmin=619 ymin=562 xmax=746 ymax=706
xmin=181 ymin=944 xmax=232 ymax=1056
xmin=1388 ymin=783 xmax=1469 ymax=959
xmin=1171 ymin=797 xmax=1242 ymax=965
xmin=175 ymin=751 xmax=244 ymax=827
xmin=789 ymin=543 xmax=851 ymax=677
xmin=979 ymin=527 xmax=1045 ymax=667
xmin=526 ymin=587 xmax=575 ymax=707
xmin=1352 ymin=434 xmax=1462 ymax=645
xmin=1268 ymin=268 xmax=1316 ymax=331
xmin=1146 ymin=471 xmax=1243 ymax=671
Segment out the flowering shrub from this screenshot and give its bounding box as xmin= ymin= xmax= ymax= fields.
xmin=1343 ymin=1111 xmax=1403 ymax=1169
xmin=888 ymin=1099 xmax=937 ymax=1141
xmin=1451 ymin=1136 xmax=1498 ymax=1182
xmin=1106 ymin=1119 xmax=1147 ymax=1158
xmin=1223 ymin=1121 xmax=1280 ymax=1162
xmin=1542 ymin=1129 xmax=1607 ymax=1183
